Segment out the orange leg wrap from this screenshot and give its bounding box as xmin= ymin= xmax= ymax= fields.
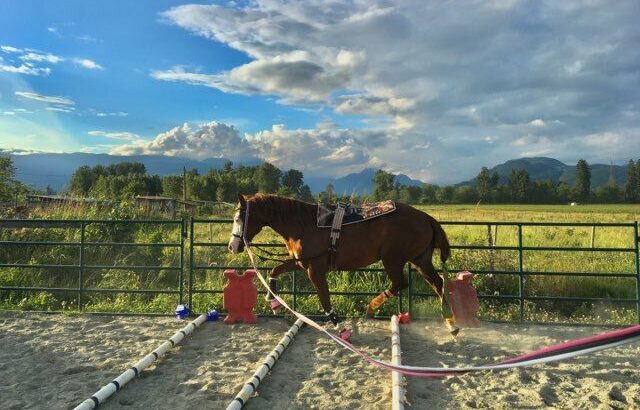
xmin=366 ymin=291 xmax=392 ymax=316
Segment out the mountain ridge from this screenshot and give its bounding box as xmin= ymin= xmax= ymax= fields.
xmin=4 ymin=151 xmax=634 ymax=193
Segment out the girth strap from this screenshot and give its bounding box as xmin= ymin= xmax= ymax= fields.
xmin=328 ymin=204 xmax=346 ymax=269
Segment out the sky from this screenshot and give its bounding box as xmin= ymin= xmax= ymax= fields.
xmin=0 ymin=0 xmax=639 ymax=184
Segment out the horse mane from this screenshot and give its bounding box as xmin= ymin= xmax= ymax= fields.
xmin=249 ymin=194 xmax=317 ymax=228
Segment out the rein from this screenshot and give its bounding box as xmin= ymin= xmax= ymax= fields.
xmin=241 ymin=200 xmax=328 ymax=265
xmin=250 ymin=244 xmax=328 ymax=265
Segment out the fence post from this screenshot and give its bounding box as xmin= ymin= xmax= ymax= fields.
xmin=487 ymin=224 xmax=495 ymax=273
xmin=189 ymin=218 xmax=194 ymax=310
xmin=398 ymin=267 xmax=404 ymax=313
xmin=179 ymin=218 xmax=185 ymax=305
xmin=590 ymin=225 xmax=596 ymax=248
xmin=634 ymin=221 xmax=640 ymax=324
xmin=518 ymin=224 xmax=524 ymax=322
xmin=78 ymin=221 xmax=85 ymax=311
xmin=292 ymin=270 xmax=297 ymax=311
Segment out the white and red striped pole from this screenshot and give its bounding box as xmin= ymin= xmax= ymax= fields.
xmin=390 ymin=315 xmax=405 ymax=410
xmin=226 ymin=319 xmax=305 ymax=410
xmin=73 ymin=313 xmax=208 ymax=410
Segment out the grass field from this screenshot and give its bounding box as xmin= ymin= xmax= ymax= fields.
xmin=1 ymin=203 xmax=639 ymax=325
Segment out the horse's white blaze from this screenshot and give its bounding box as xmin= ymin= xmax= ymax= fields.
xmin=228 ymin=208 xmax=243 ymax=253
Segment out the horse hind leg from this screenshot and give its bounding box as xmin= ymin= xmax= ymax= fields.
xmin=366 ymin=258 xmax=408 ymax=317
xmin=410 ymin=249 xmax=459 ymax=337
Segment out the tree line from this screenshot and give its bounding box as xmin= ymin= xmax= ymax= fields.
xmin=370 ymin=158 xmax=640 ymax=204
xmin=2 ymin=154 xmax=639 ymax=205
xmin=68 ymin=161 xmax=314 ymax=203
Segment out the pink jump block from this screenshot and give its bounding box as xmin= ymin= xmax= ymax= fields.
xmin=447 ymin=271 xmax=480 ymax=327
xmin=223 ymin=269 xmax=258 ymax=324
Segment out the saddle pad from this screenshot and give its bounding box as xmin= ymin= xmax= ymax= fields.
xmin=317 ymin=200 xmax=396 ymax=228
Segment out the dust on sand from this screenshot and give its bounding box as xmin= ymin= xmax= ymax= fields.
xmin=1 ymin=312 xmax=639 ymax=409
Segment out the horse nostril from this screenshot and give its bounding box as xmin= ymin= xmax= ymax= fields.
xmin=228 ymin=244 xmax=233 ymax=252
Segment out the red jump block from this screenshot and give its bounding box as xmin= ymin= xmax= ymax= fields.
xmin=447 ymin=271 xmax=480 ymax=327
xmin=223 ymin=269 xmax=258 ymax=324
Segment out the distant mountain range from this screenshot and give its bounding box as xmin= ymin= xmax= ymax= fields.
xmin=457 ymin=157 xmax=629 ymax=188
xmin=4 ymin=151 xmax=633 ymax=194
xmin=305 ymin=168 xmax=423 ymax=195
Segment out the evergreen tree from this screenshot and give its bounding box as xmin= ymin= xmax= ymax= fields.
xmin=298 ymin=184 xmax=314 ymax=202
xmin=256 ymin=162 xmax=281 ymax=193
xmin=624 ymin=160 xmax=638 ymax=203
xmin=507 ymin=169 xmax=530 ymax=203
xmin=68 ymin=165 xmax=95 ymax=196
xmin=475 ymin=167 xmax=491 ymax=202
xmin=574 ymin=159 xmax=591 ymax=202
xmin=373 ymin=169 xmax=395 ymax=200
xmin=0 ymin=155 xmax=16 ymax=201
xmin=162 ymin=175 xmax=183 ymax=199
xmin=281 ymin=169 xmax=304 ymax=196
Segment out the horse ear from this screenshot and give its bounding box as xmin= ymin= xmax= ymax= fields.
xmin=238 ymin=193 xmax=246 ymax=205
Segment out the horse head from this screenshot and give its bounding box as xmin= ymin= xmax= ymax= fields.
xmin=228 ymin=194 xmax=265 ymax=253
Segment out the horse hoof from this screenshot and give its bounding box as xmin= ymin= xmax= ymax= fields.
xmin=449 ymin=326 xmax=460 ymax=338
xmin=365 ymin=306 xmax=375 ymax=318
xmin=269 ymin=299 xmax=283 ymax=314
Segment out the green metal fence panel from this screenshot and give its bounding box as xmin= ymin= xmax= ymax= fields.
xmin=2 ymin=217 xmax=639 ymax=325
xmin=189 ymin=218 xmax=640 ymax=325
xmin=0 ymin=219 xmax=185 ymax=314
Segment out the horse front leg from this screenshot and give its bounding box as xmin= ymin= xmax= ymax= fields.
xmin=307 ymin=268 xmax=339 ymax=325
xmin=308 ymin=267 xmax=352 ymax=341
xmin=266 ymin=259 xmax=298 ymax=313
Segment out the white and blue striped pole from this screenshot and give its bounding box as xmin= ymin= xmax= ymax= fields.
xmin=390 ymin=315 xmax=405 ymax=410
xmin=73 ymin=313 xmax=209 ymax=410
xmin=226 ymin=319 xmax=305 ymax=410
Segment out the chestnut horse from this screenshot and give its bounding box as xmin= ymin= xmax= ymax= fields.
xmin=228 ymin=193 xmax=457 ymax=333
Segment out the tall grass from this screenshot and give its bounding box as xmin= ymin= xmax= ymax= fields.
xmin=1 ymin=202 xmax=639 ymax=324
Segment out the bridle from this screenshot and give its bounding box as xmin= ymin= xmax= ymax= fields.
xmin=231 ymin=203 xmax=248 ymax=242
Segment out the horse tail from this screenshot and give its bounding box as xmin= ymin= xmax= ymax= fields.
xmin=432 ymin=219 xmax=450 ymax=263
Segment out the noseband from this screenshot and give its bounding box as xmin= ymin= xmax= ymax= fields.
xmin=231 ymin=203 xmax=247 ymax=242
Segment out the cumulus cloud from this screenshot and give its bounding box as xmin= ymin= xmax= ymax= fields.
xmin=72 ymin=58 xmax=103 ymax=70
xmin=15 ymin=91 xmax=74 ymax=105
xmin=0 ymin=64 xmax=51 ymax=76
xmin=111 ymin=122 xmax=256 ymax=161
xmin=20 ymin=52 xmax=63 ymax=64
xmin=0 ymin=45 xmax=22 ymax=53
xmin=152 ymin=1 xmax=640 ymax=182
xmin=152 ymin=53 xmax=351 ymax=104
xmin=246 ymin=124 xmax=376 ymax=174
xmin=108 ymin=120 xmax=379 ymax=176
xmin=0 ymin=44 xmax=103 ymax=75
